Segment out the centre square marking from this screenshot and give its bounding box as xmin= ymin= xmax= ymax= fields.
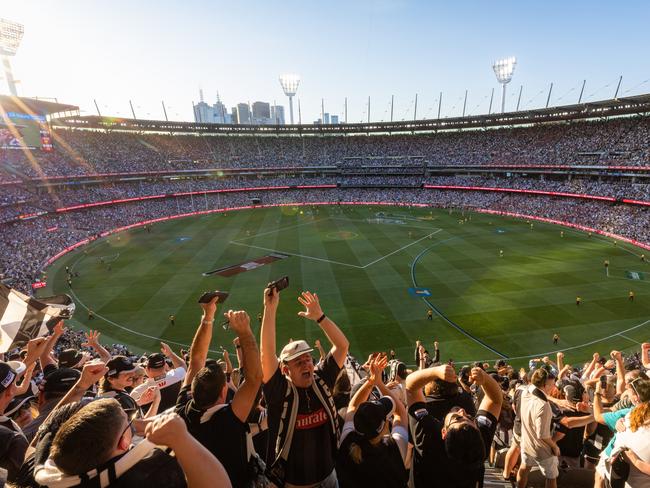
xmin=229 ymin=217 xmax=442 ymax=269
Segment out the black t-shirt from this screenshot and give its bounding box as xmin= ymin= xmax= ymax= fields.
xmin=175 ymin=385 xmax=249 ymax=487
xmin=0 ymin=422 xmax=28 ymax=482
xmin=262 ymin=353 xmax=341 ymax=485
xmin=99 ymin=388 xmax=140 ymax=417
xmin=409 ymin=403 xmax=498 ymax=488
xmin=337 ymin=431 xmax=408 ymax=488
xmin=424 ymin=390 xmax=477 ymax=421
xmin=552 ymin=406 xmax=590 ymax=458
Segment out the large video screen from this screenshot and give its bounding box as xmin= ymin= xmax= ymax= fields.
xmin=0 ymin=112 xmax=53 ymax=151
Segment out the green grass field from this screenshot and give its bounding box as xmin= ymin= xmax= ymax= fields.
xmin=41 ymin=205 xmax=650 ymax=368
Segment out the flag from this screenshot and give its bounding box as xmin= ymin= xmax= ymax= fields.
xmin=0 ymin=284 xmax=75 ymax=353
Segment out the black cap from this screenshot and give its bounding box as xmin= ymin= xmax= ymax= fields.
xmin=58 ymin=349 xmax=83 ymax=368
xmin=0 ymin=362 xmax=17 ymax=393
xmin=106 ymin=356 xmax=136 ymax=377
xmin=146 ymin=353 xmax=166 ymax=369
xmin=5 ymin=395 xmax=36 ymax=417
xmin=353 ymin=396 xmax=395 ymax=438
xmin=41 ymin=368 xmax=81 ymax=394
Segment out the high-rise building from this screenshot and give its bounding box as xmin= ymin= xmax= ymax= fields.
xmin=193 ymin=101 xmax=212 ymax=123
xmin=271 ymin=105 xmax=285 ymax=125
xmin=323 ymin=113 xmax=330 ymax=124
xmin=236 ymin=103 xmax=251 ymax=124
xmin=231 ymin=107 xmax=239 ymax=124
xmin=331 ymin=115 xmax=339 ymax=124
xmin=252 ymin=101 xmax=271 ymax=124
xmin=193 ymin=91 xmax=232 ymax=124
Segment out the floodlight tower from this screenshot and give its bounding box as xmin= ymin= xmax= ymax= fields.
xmin=0 ymin=19 xmax=24 ymax=96
xmin=279 ymin=73 xmax=300 ymax=124
xmin=492 ymin=56 xmax=517 ymax=113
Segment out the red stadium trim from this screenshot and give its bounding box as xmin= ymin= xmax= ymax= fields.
xmin=44 ymin=201 xmax=650 ymax=269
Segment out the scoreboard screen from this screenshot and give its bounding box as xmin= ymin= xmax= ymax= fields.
xmin=0 ymin=112 xmax=53 ymax=151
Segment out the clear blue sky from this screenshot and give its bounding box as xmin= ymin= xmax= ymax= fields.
xmin=4 ymin=0 xmax=650 ymax=123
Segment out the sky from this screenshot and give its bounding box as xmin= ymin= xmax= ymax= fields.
xmin=2 ymin=0 xmax=650 ymax=123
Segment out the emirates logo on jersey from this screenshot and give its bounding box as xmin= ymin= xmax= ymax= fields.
xmin=295 ymin=408 xmax=328 ymax=430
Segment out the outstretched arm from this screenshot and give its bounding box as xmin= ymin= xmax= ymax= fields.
xmin=405 ymin=364 xmax=457 ymax=406
xmin=39 ymin=321 xmax=65 ymax=369
xmin=82 ymin=329 xmax=111 ymax=363
xmin=161 ymin=342 xmax=186 ymax=370
xmin=226 ymin=310 xmax=263 ymax=422
xmin=145 ymin=413 xmax=232 ymax=488
xmin=260 ymin=287 xmax=280 ymax=383
xmin=298 ymin=291 xmax=349 ymax=368
xmin=472 ymin=367 xmax=503 ymax=419
xmin=183 ymin=296 xmax=219 ymax=388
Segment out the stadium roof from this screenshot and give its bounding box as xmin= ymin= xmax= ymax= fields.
xmin=0 ymin=95 xmax=79 ymax=118
xmin=52 ymin=93 xmax=650 ymax=136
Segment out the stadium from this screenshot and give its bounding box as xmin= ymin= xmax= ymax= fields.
xmin=1 ymin=4 xmax=650 ymax=488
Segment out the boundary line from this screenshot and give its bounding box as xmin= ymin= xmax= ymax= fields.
xmin=362 ymin=229 xmax=442 ymax=268
xmin=229 ymin=241 xmax=365 ymax=269
xmin=410 ymin=238 xmax=509 ymax=359
xmin=230 ymin=228 xmax=442 ymax=269
xmin=67 ymin=255 xmax=223 ymax=354
xmin=231 ymin=217 xmax=327 ymax=242
xmin=618 ymin=333 xmax=641 ymax=345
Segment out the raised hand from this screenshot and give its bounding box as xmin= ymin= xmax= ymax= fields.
xmin=433 ymin=364 xmax=457 ymax=383
xmin=145 ymin=412 xmax=188 ymax=447
xmin=199 ymin=295 xmax=219 ymax=318
xmin=264 ymin=286 xmax=280 ymax=309
xmin=53 ymin=320 xmax=66 ymax=336
xmin=137 ymin=385 xmax=158 ymax=406
xmin=223 ymin=310 xmax=252 ymax=336
xmin=160 ymin=342 xmax=174 ymax=357
xmin=297 ymin=291 xmax=324 ymax=321
xmin=82 ymin=329 xmax=101 ymax=348
xmin=79 ymin=360 xmax=108 ymax=389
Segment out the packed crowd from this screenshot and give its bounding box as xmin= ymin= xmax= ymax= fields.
xmin=1 ymin=173 xmax=648 ymax=223
xmin=1 ymin=288 xmax=649 ymax=488
xmin=2 ymin=186 xmax=649 ymax=294
xmin=2 ymin=116 xmax=650 ymax=181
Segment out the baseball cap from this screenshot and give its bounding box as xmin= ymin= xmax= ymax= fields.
xmin=106 ymin=356 xmax=137 ymax=377
xmin=280 ymin=340 xmax=314 ymax=362
xmin=58 ymin=349 xmax=83 ymax=368
xmin=146 ymin=353 xmax=166 ymax=369
xmin=41 ymin=368 xmax=81 ymax=395
xmin=0 ymin=362 xmax=17 ymax=393
xmin=5 ymin=395 xmax=36 ymax=417
xmin=354 ymin=396 xmax=396 ymax=438
xmin=7 ymin=360 xmax=26 ymax=376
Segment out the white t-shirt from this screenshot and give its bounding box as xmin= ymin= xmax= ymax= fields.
xmin=612 ymin=418 xmax=650 ymax=488
xmin=131 ymin=367 xmax=186 ymax=411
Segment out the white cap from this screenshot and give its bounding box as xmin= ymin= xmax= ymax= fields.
xmin=279 ymin=340 xmax=314 ymax=362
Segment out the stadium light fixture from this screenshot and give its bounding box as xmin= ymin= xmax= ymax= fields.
xmin=0 ymin=18 xmax=24 ymax=96
xmin=492 ymin=56 xmax=517 ymax=114
xmin=279 ymin=73 xmax=300 ymax=124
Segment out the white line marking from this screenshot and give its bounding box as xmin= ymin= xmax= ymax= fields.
xmin=229 ymin=241 xmax=365 ymax=268
xmin=232 ymin=217 xmax=327 ymax=242
xmin=618 ymin=333 xmax=641 ymax=345
xmin=68 ymin=250 xmax=222 ymax=354
xmin=361 ymin=229 xmax=443 ymax=268
xmin=463 ymin=318 xmax=650 ymax=364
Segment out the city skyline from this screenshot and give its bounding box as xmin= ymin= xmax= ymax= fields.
xmin=2 ymin=0 xmax=650 ymax=124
